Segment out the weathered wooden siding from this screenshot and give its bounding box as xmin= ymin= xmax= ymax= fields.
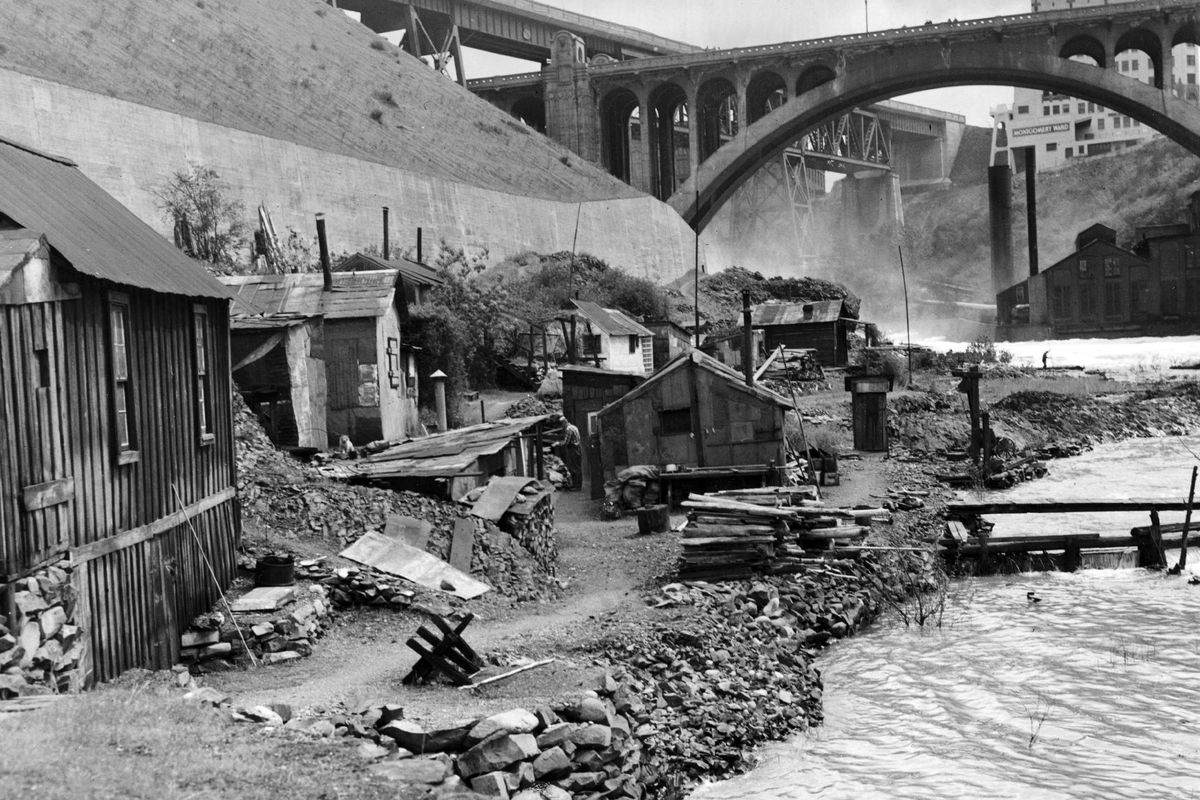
xmin=762 ymin=322 xmax=844 ymax=366
xmin=2 ymin=277 xmax=239 ymax=683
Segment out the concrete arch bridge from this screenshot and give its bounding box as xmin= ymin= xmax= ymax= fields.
xmin=468 ymin=1 xmax=1200 ymax=236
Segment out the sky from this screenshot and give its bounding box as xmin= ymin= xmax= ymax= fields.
xmin=463 ymin=0 xmax=1034 ymax=126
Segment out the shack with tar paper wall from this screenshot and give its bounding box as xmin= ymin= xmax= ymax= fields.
xmin=0 ymin=136 xmax=239 ymax=686
xmin=595 ymin=351 xmax=793 ymax=481
xmin=223 ymin=269 xmax=425 ymax=447
xmin=751 ymin=300 xmax=863 ymax=367
xmin=561 ymin=299 xmax=654 ymax=374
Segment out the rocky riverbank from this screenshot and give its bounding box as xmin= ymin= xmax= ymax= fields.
xmin=180 ymin=549 xmax=933 ymax=800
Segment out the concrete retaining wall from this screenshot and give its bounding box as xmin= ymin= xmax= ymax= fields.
xmin=0 ymin=69 xmax=696 ymax=279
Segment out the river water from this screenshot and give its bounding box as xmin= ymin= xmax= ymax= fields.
xmin=692 ymin=437 xmax=1200 ymax=800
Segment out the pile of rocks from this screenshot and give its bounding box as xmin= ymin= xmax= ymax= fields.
xmin=180 ymin=587 xmax=331 ymax=672
xmin=502 ymin=395 xmax=559 ymax=419
xmin=297 ymin=562 xmax=419 ymax=609
xmin=0 ymin=561 xmax=85 ymax=697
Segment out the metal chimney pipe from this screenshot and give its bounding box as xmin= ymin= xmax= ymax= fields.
xmin=416 ymin=227 xmax=423 ymax=264
xmin=741 ymin=289 xmax=754 ymax=387
xmin=316 ymin=213 xmax=332 ymax=292
xmin=382 ymin=206 xmax=390 ymax=260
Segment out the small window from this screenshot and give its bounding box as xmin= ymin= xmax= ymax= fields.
xmin=660 ymin=408 xmax=691 ymax=436
xmin=628 ymin=334 xmax=638 ymax=354
xmin=193 ymin=305 xmax=213 ymax=442
xmin=1098 ymin=118 xmax=1105 ymax=131
xmin=1078 ymin=258 xmax=1094 ymax=279
xmin=33 ymin=346 xmax=50 ymax=389
xmin=1188 ymin=54 xmax=1196 ymax=67
xmin=1017 ymin=105 xmax=1030 ymax=114
xmin=386 ymin=337 xmax=401 ymax=388
xmin=1190 ymin=73 xmax=1197 ymax=85
xmin=1065 ymin=147 xmax=1073 ymax=158
xmin=108 ymin=292 xmax=137 ymax=462
xmin=1046 ymin=142 xmax=1058 ymax=152
xmin=1103 ymin=256 xmax=1120 ymax=277
xmin=1043 ymin=106 xmax=1050 ymax=116
xmin=1052 ymin=105 xmax=1060 ymax=115
xmin=1077 ymin=103 xmax=1085 ymax=114
xmin=582 ymin=334 xmax=602 ymax=355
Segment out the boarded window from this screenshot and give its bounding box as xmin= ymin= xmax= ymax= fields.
xmin=1077 ymin=258 xmax=1094 ymax=279
xmin=1051 ymin=285 xmax=1071 ymax=318
xmin=108 ymin=292 xmax=136 ymax=458
xmin=1079 ymin=284 xmax=1097 ymax=318
xmin=1104 ymin=281 xmax=1122 ymax=318
xmin=193 ymin=305 xmax=213 ymax=440
xmin=660 ymin=408 xmax=691 ymax=436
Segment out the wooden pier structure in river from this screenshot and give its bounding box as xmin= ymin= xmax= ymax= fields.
xmin=943 ymin=497 xmax=1197 ymax=574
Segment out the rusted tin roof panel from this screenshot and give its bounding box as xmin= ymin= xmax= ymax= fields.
xmin=0 ymin=136 xmax=229 ymax=298
xmin=221 ymin=270 xmax=398 ymax=319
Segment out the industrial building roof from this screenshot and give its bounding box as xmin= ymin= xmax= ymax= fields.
xmin=336 ymin=252 xmax=445 ymax=287
xmin=570 ymin=299 xmax=654 ymax=337
xmin=751 ymin=300 xmax=850 ymax=326
xmin=221 ymin=270 xmax=399 ymax=323
xmin=0 ymin=136 xmax=229 ymax=299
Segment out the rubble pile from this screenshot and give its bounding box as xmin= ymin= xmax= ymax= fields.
xmin=233 ymin=393 xmax=558 ymax=600
xmin=0 ymin=561 xmax=85 ymax=697
xmin=496 ymin=485 xmax=559 ymax=576
xmin=198 ymin=555 xmax=923 ymax=799
xmin=180 ymin=586 xmax=331 ymax=673
xmin=502 ymin=395 xmax=560 ymax=419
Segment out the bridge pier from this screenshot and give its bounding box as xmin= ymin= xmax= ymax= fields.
xmin=838 ymin=171 xmax=903 ymax=234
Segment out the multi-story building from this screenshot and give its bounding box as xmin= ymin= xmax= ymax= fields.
xmin=990 ymin=0 xmax=1200 ymax=172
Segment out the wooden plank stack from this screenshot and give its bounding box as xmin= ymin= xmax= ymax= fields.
xmin=678 ymin=488 xmax=887 ymax=580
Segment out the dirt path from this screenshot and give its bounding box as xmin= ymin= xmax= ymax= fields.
xmin=205 ymin=490 xmax=675 ymax=724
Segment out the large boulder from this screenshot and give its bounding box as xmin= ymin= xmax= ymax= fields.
xmin=457 ymin=734 xmax=540 ymax=779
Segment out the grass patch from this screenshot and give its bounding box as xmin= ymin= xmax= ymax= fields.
xmin=0 ymin=683 xmax=395 ymax=800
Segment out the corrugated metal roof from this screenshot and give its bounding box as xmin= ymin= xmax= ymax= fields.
xmin=221 ymin=270 xmax=398 ymax=320
xmin=0 ymin=136 xmax=229 ymax=298
xmin=570 ymin=299 xmax=653 ymax=337
xmin=337 ymin=252 xmax=444 ymax=286
xmin=751 ymin=300 xmax=846 ymax=326
xmin=346 ymin=415 xmax=548 ymax=480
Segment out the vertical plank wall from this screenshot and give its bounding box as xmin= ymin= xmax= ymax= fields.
xmin=59 ymin=280 xmax=239 ymax=683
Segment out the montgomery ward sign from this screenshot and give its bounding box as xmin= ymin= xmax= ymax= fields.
xmin=1012 ymin=122 xmax=1071 ymax=137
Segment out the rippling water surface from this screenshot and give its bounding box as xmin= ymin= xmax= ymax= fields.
xmin=693 ymin=438 xmax=1200 ymax=800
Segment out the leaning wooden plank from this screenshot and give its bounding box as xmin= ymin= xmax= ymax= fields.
xmin=945 ymin=520 xmax=970 ymax=543
xmin=229 ymin=586 xmax=296 ymax=613
xmin=448 ymin=518 xmax=475 ymax=573
xmin=459 ymin=658 xmax=555 ymax=690
xmin=340 ymin=531 xmax=490 ymax=599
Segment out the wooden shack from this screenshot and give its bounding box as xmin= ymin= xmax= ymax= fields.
xmin=595 ymin=351 xmax=793 ymax=485
xmin=560 ymin=364 xmax=646 ymax=497
xmin=643 ymin=319 xmax=693 ymax=370
xmin=751 ymin=300 xmax=863 ymax=367
xmin=0 ymin=136 xmax=239 ymax=685
xmin=223 ymin=270 xmax=421 ymax=447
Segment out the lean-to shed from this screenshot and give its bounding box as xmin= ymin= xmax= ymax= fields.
xmin=595 ymin=351 xmax=793 ymax=480
xmin=223 ymin=269 xmax=420 ymax=447
xmin=0 ymin=136 xmax=239 ymax=685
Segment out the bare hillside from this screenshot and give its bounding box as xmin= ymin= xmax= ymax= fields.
xmin=0 ymin=0 xmax=640 ymax=202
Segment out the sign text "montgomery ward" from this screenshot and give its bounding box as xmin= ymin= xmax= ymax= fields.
xmin=1012 ymin=122 xmax=1071 ymax=137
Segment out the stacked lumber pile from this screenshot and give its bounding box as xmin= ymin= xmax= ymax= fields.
xmin=0 ymin=561 xmax=85 ymax=698
xmin=759 ymin=348 xmax=825 ymax=382
xmin=678 ymin=488 xmax=887 ymax=580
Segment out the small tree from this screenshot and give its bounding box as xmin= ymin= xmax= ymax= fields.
xmin=156 ymin=163 xmax=247 ymax=268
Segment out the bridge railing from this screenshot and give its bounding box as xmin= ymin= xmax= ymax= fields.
xmin=587 ymin=0 xmax=1191 ymax=76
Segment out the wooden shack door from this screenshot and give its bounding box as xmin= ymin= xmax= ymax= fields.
xmin=852 ymin=393 xmax=889 ymax=452
xmin=0 ymin=304 xmax=74 ymax=573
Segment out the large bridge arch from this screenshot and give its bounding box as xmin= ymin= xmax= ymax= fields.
xmin=670 ymin=50 xmax=1200 ymax=232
